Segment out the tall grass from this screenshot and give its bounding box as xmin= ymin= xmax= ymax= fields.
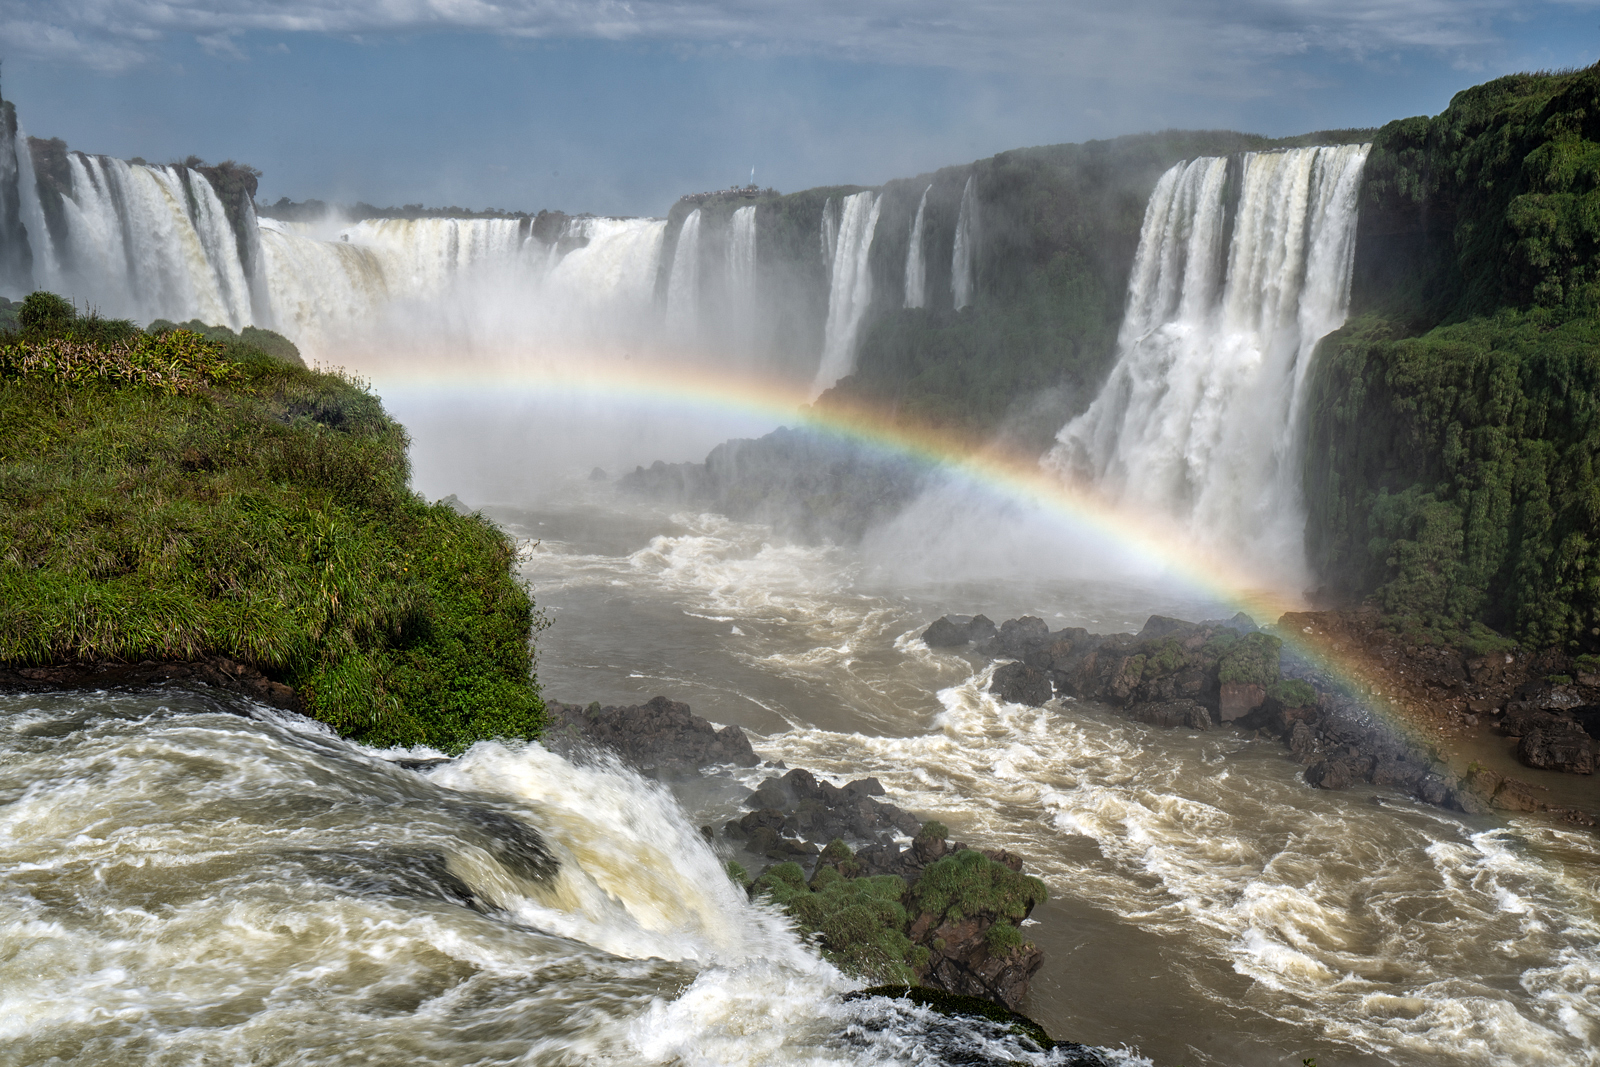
xmin=0 ymin=296 xmax=545 ymax=750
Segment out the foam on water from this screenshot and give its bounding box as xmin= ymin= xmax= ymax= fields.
xmin=510 ymin=498 xmax=1600 ymax=1065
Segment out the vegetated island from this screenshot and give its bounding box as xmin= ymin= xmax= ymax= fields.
xmin=0 ymin=290 xmax=545 ymax=752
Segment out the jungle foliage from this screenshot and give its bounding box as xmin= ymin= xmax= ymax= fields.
xmin=1308 ymin=65 xmax=1600 ymax=651
xmin=0 ymin=293 xmax=546 ymax=751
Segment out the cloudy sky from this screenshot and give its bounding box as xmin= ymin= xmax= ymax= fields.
xmin=3 ymin=1 xmax=1598 ymax=215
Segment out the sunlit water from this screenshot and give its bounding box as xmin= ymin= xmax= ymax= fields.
xmin=505 ymin=479 xmax=1600 ymax=1067
xmin=4 ymin=477 xmax=1597 ymax=1066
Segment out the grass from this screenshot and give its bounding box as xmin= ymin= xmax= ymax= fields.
xmin=0 ymin=293 xmax=545 ymax=751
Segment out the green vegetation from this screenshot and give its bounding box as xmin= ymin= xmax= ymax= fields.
xmin=1304 ymin=65 xmax=1600 ymax=654
xmin=1269 ymin=679 xmax=1319 ymax=708
xmin=1213 ymin=632 xmax=1284 ymax=687
xmin=752 ymin=860 xmax=926 ymax=984
xmin=908 ymin=849 xmax=1048 ymax=927
xmin=148 ymin=317 xmax=306 ymax=368
xmin=0 ymin=292 xmax=546 ymax=751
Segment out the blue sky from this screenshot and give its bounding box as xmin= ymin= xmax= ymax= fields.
xmin=3 ymin=1 xmax=1599 ymax=216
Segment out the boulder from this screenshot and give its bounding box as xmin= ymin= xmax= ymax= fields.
xmin=1127 ymin=699 xmax=1212 ymax=730
xmin=739 ymin=767 xmax=920 ymax=848
xmin=544 ymin=695 xmax=760 ymax=773
xmin=1218 ymin=682 xmax=1267 ymax=723
xmin=1517 ymin=724 xmax=1595 ymax=774
xmin=990 ymin=662 xmax=1053 ymax=706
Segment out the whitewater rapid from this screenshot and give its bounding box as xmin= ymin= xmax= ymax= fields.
xmin=1 ymin=682 xmax=1126 ymax=1066
xmin=508 ymin=482 xmax=1600 ymax=1067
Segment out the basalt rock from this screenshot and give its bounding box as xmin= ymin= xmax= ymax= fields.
xmin=922 ymin=614 xmax=997 ymax=648
xmin=544 ymin=695 xmax=759 ymax=774
xmin=755 ymin=825 xmax=1049 ymax=1012
xmin=728 ymin=767 xmax=921 ymax=849
xmin=0 ymin=655 xmax=298 ymax=710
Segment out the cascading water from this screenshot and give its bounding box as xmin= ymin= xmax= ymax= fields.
xmin=726 ymin=205 xmax=757 ymax=300
xmin=950 ymin=176 xmax=976 ymax=311
xmin=40 ymin=153 xmax=256 ymax=328
xmin=665 ymin=209 xmax=703 ymax=338
xmin=903 ymin=184 xmax=930 ymax=309
xmin=819 ymin=197 xmax=840 ymax=279
xmin=810 ymin=190 xmax=881 ymax=395
xmin=1044 ymin=144 xmax=1370 ymax=581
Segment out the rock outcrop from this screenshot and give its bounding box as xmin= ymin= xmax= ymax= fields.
xmin=724 ymin=767 xmax=922 ymax=858
xmin=924 ymin=610 xmax=1598 ymax=824
xmin=544 ymin=695 xmax=760 ymax=774
xmin=752 ymin=823 xmax=1048 ymax=1011
xmin=0 ymin=656 xmax=298 ymax=710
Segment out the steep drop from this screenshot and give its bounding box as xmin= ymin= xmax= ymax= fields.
xmin=1044 ymin=144 xmax=1370 ymax=582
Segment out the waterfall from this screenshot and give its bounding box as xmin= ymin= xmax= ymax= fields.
xmin=1044 ymin=144 xmax=1371 ymax=579
xmin=819 ymin=197 xmax=840 ymax=279
xmin=0 ymin=109 xmax=31 ymax=295
xmin=726 ymin=205 xmax=757 ymax=299
xmin=810 ymin=190 xmax=881 ymax=395
xmin=665 ymin=209 xmax=703 ymax=337
xmin=22 ymin=152 xmax=255 ymax=328
xmin=339 ymin=217 xmax=528 ymax=298
xmin=950 ymin=175 xmax=976 ymax=310
xmin=903 ymin=184 xmax=930 ymax=309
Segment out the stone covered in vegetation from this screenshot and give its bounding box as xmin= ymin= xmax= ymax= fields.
xmin=1307 ymin=65 xmax=1600 ymax=654
xmin=0 ymin=292 xmax=545 ymax=752
xmin=748 ymin=824 xmax=1048 ymax=1010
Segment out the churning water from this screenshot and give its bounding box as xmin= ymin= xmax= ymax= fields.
xmin=5 ymin=131 xmax=1597 ymax=1065
xmin=500 ymin=480 xmax=1600 ymax=1067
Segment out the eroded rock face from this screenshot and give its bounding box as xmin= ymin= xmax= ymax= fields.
xmin=725 ymin=767 xmax=921 ymax=855
xmin=544 ymin=695 xmax=759 ymax=773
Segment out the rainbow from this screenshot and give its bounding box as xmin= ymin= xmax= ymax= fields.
xmin=353 ymin=351 xmax=1449 ymax=764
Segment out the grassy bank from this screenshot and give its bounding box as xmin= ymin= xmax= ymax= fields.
xmin=0 ymin=292 xmax=545 ymax=751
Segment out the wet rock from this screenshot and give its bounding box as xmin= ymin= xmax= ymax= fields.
xmin=1218 ymin=682 xmax=1266 ymax=723
xmin=923 ymin=616 xmax=972 ymax=648
xmin=923 ymin=614 xmax=995 ymax=649
xmin=990 ymin=662 xmax=1053 ymax=706
xmin=1371 ymin=756 xmax=1426 ymax=791
xmin=1516 ymin=723 xmax=1595 ymax=774
xmin=0 ymin=655 xmax=300 ymax=711
xmin=1490 ymin=777 xmax=1543 ymax=813
xmin=740 ymin=767 xmax=921 ymax=849
xmin=1305 ymin=758 xmax=1354 ymax=790
xmin=993 ymin=616 xmax=1051 ymax=658
xmin=544 ymin=694 xmax=759 ymax=773
xmin=1127 ymin=699 xmax=1212 ymax=730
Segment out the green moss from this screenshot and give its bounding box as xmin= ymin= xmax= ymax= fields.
xmin=916 ymin=821 xmax=949 ymax=842
xmin=1268 ymin=679 xmax=1319 ymax=708
xmin=1215 ymin=632 xmax=1283 ymax=687
xmin=909 ymin=849 xmax=1048 ymax=926
xmin=0 ymin=297 xmax=545 ymax=752
xmin=725 ymin=861 xmax=751 ymax=890
xmin=753 ymin=862 xmax=921 ymax=984
xmin=1305 ymin=307 xmax=1600 ymax=651
xmin=1142 ymin=637 xmax=1186 ymax=676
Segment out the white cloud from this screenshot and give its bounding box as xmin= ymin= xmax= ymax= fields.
xmin=0 ymin=0 xmax=1547 ymax=78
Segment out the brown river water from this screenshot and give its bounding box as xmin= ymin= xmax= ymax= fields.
xmin=3 ymin=478 xmax=1596 ymax=1067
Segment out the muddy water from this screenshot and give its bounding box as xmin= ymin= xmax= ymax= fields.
xmin=504 ymin=481 xmax=1600 ymax=1067
xmin=3 ymin=478 xmax=1596 ymax=1067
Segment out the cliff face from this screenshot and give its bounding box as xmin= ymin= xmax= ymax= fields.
xmin=1305 ymin=66 xmax=1600 ymax=652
